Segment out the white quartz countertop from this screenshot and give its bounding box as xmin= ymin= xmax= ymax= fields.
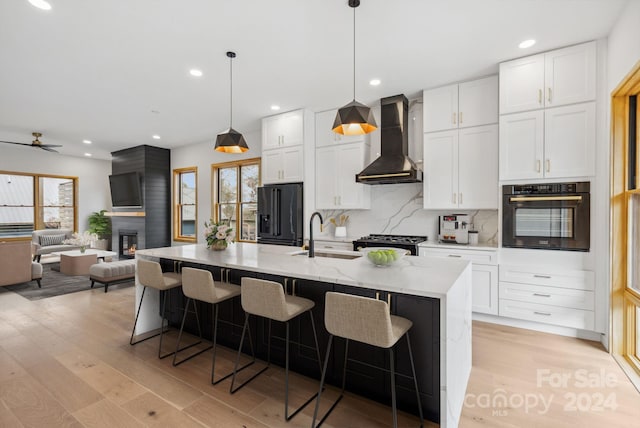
xmin=136 ymin=243 xmax=470 ymax=299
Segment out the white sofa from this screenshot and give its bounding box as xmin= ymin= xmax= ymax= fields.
xmin=31 ymin=229 xmax=81 ymax=262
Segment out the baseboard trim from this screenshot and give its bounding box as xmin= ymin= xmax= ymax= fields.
xmin=473 ymin=313 xmax=604 ymax=342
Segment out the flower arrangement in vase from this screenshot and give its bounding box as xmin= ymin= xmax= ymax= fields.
xmin=63 ymin=231 xmax=98 ymax=253
xmin=204 ymin=220 xmax=234 ymax=250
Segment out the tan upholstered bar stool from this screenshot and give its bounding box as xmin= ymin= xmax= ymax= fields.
xmin=130 ymin=259 xmax=186 ymax=359
xmin=312 ymin=292 xmax=424 ymax=428
xmin=230 ymin=277 xmax=322 ymax=421
xmin=173 ymin=267 xmax=254 ymax=384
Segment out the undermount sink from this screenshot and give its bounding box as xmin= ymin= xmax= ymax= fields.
xmin=289 ymin=250 xmax=362 ymax=260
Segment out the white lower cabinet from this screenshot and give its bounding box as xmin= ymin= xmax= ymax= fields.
xmin=498 ymin=265 xmax=595 ymax=330
xmin=419 ymin=246 xmax=498 ymax=315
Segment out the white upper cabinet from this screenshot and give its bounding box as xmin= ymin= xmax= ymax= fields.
xmin=262 ymin=145 xmax=304 ymax=184
xmin=423 ymin=124 xmax=498 ymax=210
xmin=315 ymin=109 xmax=364 ymax=147
xmin=262 ymin=109 xmax=305 ymax=150
xmin=315 ymin=142 xmax=370 ymax=209
xmin=499 ymin=41 xmax=596 ymax=114
xmin=499 ymin=103 xmax=595 ymax=180
xmin=423 ymin=75 xmax=498 ymax=133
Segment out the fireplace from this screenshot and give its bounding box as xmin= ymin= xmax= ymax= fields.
xmin=119 ymin=230 xmax=138 ymax=259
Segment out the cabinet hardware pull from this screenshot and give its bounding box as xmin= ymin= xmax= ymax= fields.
xmin=547 ymin=88 xmax=552 ymax=103
xmin=510 ymin=196 xmax=582 ymax=202
xmin=459 ymin=193 xmax=463 ymax=205
xmin=338 ymin=196 xmax=341 ymax=205
xmin=536 ymin=160 xmax=541 ymax=173
xmin=387 ymin=293 xmax=392 ymax=312
xmin=448 ymin=254 xmax=462 ymax=258
xmin=538 ymin=89 xmax=542 ymax=104
xmin=284 ymin=278 xmax=289 ymax=294
xmin=533 ymin=274 xmax=552 ymax=279
xmin=452 ymin=112 xmax=456 ymax=124
xmin=546 ymin=159 xmax=550 ymax=172
xmin=375 ymin=292 xmax=380 ymax=300
xmin=533 ymin=293 xmax=551 ymax=297
xmin=292 ymin=279 xmax=297 ymax=296
xmin=534 ymin=311 xmax=552 ymax=316
xmin=453 ymin=193 xmax=457 ymax=204
xmin=459 ymin=112 xmax=463 ymax=123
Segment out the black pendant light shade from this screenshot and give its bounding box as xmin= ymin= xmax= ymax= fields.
xmin=215 ymin=127 xmax=248 ymax=153
xmin=333 ymin=0 xmax=377 ymax=136
xmin=332 ymin=100 xmax=377 ymax=135
xmin=215 ymin=51 xmax=249 ymax=153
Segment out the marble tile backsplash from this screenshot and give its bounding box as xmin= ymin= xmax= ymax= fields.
xmin=318 ymin=182 xmax=498 ymax=245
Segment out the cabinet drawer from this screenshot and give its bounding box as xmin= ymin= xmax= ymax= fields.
xmin=314 ymin=240 xmax=353 ymax=251
xmin=499 ymin=265 xmax=594 ymax=290
xmin=499 ymin=299 xmax=594 ymax=330
xmin=419 ymin=247 xmax=497 ymax=265
xmin=499 ymin=282 xmax=594 ymax=311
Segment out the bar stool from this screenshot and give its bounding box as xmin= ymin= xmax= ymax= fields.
xmin=312 ymin=292 xmax=424 ymax=428
xmin=230 ymin=277 xmax=322 ymax=421
xmin=130 ymin=259 xmax=186 ymax=359
xmin=172 ymin=267 xmax=254 ymax=384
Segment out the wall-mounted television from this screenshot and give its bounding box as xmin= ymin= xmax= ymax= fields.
xmin=109 ymin=172 xmax=143 ymax=208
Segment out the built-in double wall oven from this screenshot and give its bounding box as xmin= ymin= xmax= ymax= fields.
xmin=502 ymin=182 xmax=590 ymax=251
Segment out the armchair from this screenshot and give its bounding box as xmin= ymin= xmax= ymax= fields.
xmin=0 ymin=241 xmax=42 ymax=288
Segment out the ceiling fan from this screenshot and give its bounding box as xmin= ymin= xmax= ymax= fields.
xmin=0 ymin=132 xmax=62 ymax=153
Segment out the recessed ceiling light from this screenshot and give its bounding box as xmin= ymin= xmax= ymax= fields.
xmin=82 ymin=139 xmax=92 ymax=144
xmin=518 ymin=39 xmax=536 ymax=49
xmin=28 ymin=0 xmax=51 ymax=10
xmin=271 ymin=105 xmax=280 ymax=111
xmin=369 ymin=79 xmax=381 ymax=86
xmin=189 ymin=69 xmax=203 ymax=77
xmin=152 ymin=135 xmax=161 ymax=140
xmin=84 ymin=153 xmax=92 ymax=157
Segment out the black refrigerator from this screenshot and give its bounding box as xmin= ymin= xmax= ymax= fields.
xmin=257 ymin=182 xmax=303 ymax=246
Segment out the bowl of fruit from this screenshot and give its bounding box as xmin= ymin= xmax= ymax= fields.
xmin=359 ymin=247 xmax=409 ymax=267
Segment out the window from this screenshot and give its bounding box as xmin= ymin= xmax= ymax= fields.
xmin=0 ymin=171 xmax=77 ymax=239
xmin=174 ymin=167 xmax=197 ymax=242
xmin=612 ymin=66 xmax=640 ymax=378
xmin=212 ymin=158 xmax=260 ymax=242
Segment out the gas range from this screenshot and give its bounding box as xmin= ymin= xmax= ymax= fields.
xmin=352 ymin=234 xmax=428 ymax=255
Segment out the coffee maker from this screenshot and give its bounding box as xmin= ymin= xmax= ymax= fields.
xmin=438 ymin=214 xmax=470 ymax=244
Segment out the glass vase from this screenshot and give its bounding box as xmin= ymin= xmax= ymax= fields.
xmin=210 ymin=241 xmax=227 ymax=251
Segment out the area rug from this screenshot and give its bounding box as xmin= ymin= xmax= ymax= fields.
xmin=1 ymin=264 xmax=134 ymax=300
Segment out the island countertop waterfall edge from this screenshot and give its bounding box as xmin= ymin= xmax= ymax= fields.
xmin=134 ymin=243 xmax=472 ymax=428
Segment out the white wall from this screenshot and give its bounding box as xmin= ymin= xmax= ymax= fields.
xmin=0 ymin=146 xmax=112 ymax=232
xmin=607 ymin=0 xmax=640 ymax=92
xmin=170 ymin=130 xmax=261 ymax=245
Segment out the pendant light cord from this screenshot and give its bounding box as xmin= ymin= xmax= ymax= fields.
xmin=353 ymin=4 xmax=356 ymax=101
xmin=229 ymin=55 xmax=233 ymax=128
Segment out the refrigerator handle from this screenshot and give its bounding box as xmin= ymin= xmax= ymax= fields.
xmin=274 ymin=188 xmax=281 ymax=236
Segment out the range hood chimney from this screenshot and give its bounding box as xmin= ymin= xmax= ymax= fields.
xmin=355 ymin=94 xmax=422 ymax=184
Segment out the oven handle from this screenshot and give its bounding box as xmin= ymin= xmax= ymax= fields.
xmin=509 ymin=195 xmax=583 ymax=202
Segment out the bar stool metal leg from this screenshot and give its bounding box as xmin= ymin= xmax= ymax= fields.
xmin=312 ymin=336 xmax=349 ymax=428
xmin=210 ymin=302 xmax=255 ymax=385
xmin=390 ymin=347 xmax=398 ymax=428
xmin=130 ymin=286 xmax=160 ymax=345
xmin=406 ymin=332 xmax=424 ymax=427
xmin=284 ymin=319 xmax=320 ymax=421
xmin=230 ymin=313 xmax=263 ymax=394
xmin=172 ymin=297 xmax=210 ymax=366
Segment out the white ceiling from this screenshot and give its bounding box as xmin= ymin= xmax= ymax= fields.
xmin=0 ymin=0 xmax=628 ymax=160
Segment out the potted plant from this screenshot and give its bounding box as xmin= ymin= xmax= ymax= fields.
xmin=88 ymin=209 xmax=112 ymax=250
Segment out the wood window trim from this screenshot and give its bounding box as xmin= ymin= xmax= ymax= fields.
xmin=0 ymin=170 xmax=78 ymax=241
xmin=211 ymin=157 xmax=261 ymax=243
xmin=611 ymin=60 xmax=640 ymax=376
xmin=173 ymin=167 xmax=197 ymax=243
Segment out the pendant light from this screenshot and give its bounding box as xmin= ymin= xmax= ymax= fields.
xmin=215 ymin=51 xmax=249 ymax=153
xmin=332 ymin=0 xmax=377 ymax=136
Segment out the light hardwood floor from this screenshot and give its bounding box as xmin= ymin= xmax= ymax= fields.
xmin=0 ymin=285 xmax=638 ymax=427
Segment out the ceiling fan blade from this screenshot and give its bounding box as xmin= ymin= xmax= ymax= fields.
xmin=0 ymin=140 xmax=31 ymax=146
xmin=40 ymin=144 xmax=63 ymax=148
xmin=39 ymin=146 xmax=59 ymax=153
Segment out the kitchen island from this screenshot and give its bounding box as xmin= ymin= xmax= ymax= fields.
xmin=134 ymin=243 xmax=471 ymax=427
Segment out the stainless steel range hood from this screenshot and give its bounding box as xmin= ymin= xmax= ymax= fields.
xmin=355 ymin=94 xmax=422 ymax=184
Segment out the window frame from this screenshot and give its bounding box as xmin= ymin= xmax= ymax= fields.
xmin=173 ymin=167 xmax=198 ymax=243
xmin=211 ymin=158 xmax=261 ymax=243
xmin=0 ymin=170 xmax=78 ymax=240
